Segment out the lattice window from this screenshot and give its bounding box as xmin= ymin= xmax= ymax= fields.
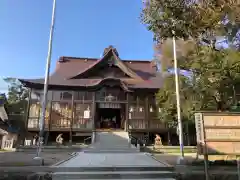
xmin=128 ymin=103 xmax=145 ymax=119
xmin=51 ymin=102 xmax=71 ymax=128
xmin=74 ymin=91 xmax=93 ymax=100
xmin=60 ymin=92 xmax=73 ymax=100
xmin=28 ymin=103 xmax=50 ymax=128
xmin=72 ymin=103 xmax=92 ymax=129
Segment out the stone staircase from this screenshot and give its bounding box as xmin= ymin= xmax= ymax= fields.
xmin=52 ymin=166 xmax=176 ymax=179
xmin=52 ymin=130 xmax=176 ymax=180
xmin=84 ymin=131 xmax=138 ymax=153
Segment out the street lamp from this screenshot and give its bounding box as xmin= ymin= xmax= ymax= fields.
xmin=34 ymin=0 xmax=57 ymax=162
xmin=172 ymin=30 xmax=184 ymax=161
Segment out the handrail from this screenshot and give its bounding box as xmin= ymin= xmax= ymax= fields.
xmin=129 ymin=135 xmax=148 ymax=146
xmin=129 ymin=135 xmax=139 ymax=146
xmin=83 ymin=136 xmax=92 ymax=144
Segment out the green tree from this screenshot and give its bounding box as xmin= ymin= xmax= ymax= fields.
xmin=181 ymin=46 xmax=240 ymax=111
xmin=153 ymin=38 xmax=196 ymax=71
xmin=156 ymin=75 xmax=199 ymax=126
xmin=3 ymin=78 xmax=28 ymax=114
xmin=142 ymin=0 xmax=240 ymax=133
xmin=142 ymin=0 xmax=240 ymax=44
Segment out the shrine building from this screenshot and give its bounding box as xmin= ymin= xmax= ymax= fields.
xmin=19 ymin=46 xmax=170 ymax=144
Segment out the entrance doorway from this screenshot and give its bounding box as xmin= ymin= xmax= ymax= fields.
xmin=96 ymin=103 xmax=124 ymax=129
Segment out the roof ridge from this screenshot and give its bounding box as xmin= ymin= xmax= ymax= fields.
xmin=59 ymin=56 xmax=152 ymax=63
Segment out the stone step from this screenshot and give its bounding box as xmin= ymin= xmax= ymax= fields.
xmin=52 ymin=179 xmax=174 ymax=180
xmin=94 ymin=131 xmax=132 ymax=150
xmin=56 ymin=179 xmax=174 ymax=180
xmin=16 ymin=146 xmax=82 ymax=152
xmin=50 ymin=166 xmax=174 ymax=172
xmin=83 ymin=150 xmax=139 ymax=153
xmin=52 ymin=171 xmax=176 ymax=180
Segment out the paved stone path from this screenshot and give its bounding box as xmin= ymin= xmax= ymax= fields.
xmin=59 ymin=152 xmax=166 ymax=167
xmin=53 ymin=131 xmax=175 ymax=179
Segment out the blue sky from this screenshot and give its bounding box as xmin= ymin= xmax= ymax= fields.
xmin=0 ymin=0 xmax=154 ymax=92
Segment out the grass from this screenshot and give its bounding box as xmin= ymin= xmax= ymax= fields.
xmin=149 ymin=146 xmax=239 ymax=163
xmin=144 ymin=146 xmax=197 ymax=154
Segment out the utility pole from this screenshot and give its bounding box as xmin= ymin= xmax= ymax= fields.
xmin=172 ymin=30 xmax=184 ymax=160
xmin=34 ymin=0 xmax=56 ymax=162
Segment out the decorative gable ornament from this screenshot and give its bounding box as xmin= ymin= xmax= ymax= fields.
xmin=105 ymin=94 xmax=115 ymax=101
xmin=107 ymin=56 xmax=114 ymax=66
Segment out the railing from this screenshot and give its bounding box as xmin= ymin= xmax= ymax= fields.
xmin=51 ymin=122 xmax=71 ymax=129
xmin=149 ymin=119 xmax=165 ymax=129
xmin=129 ymin=119 xmax=147 ymax=129
xmin=72 ymin=119 xmax=93 ymax=129
xmin=129 ymin=134 xmax=149 ymax=146
xmin=83 ymin=136 xmax=92 ymax=144
xmin=27 ymin=118 xmax=93 ymax=130
xmin=27 ymin=118 xmax=49 ymax=129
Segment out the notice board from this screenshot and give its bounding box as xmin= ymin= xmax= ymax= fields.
xmin=195 ymin=112 xmax=240 ymax=155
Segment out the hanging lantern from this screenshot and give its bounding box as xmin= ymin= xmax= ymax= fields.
xmin=158 ymin=108 xmax=162 ymax=113
xmin=149 ymin=106 xmax=153 ymax=112
xmin=139 ymin=107 xmax=143 ymax=112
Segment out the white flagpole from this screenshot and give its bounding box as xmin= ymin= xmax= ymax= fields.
xmin=34 ymin=0 xmax=56 ymax=162
xmin=172 ymin=30 xmax=184 ymax=161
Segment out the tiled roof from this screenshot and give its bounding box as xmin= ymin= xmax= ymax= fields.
xmin=19 ymin=46 xmax=163 ymax=90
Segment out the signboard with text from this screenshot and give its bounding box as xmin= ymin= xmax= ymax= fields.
xmin=195 ymin=112 xmax=240 ymax=155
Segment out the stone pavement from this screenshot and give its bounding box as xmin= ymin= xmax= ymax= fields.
xmin=53 ymin=131 xmax=175 ymax=179
xmin=59 ymin=152 xmax=167 ymax=167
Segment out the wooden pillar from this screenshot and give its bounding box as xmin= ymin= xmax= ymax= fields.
xmin=91 ymin=92 xmax=96 ymax=144
xmin=125 ymin=93 xmax=129 ymax=131
xmin=25 ymin=88 xmax=32 ymax=130
xmin=48 ymin=91 xmax=53 ymax=130
xmin=92 ymin=92 xmax=96 ymax=130
xmin=145 ymin=95 xmax=149 ymax=129
xmin=70 ymin=91 xmax=74 ymax=145
xmin=45 ymin=91 xmax=53 ymax=145
xmin=23 ymin=88 xmax=32 ymax=145
xmin=145 ymin=95 xmax=150 ymax=144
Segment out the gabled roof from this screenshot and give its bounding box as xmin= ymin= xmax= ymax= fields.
xmin=70 ymin=46 xmax=142 ymax=80
xmin=19 ymin=46 xmax=163 ymax=90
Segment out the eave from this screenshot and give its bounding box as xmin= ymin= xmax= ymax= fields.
xmin=19 ymin=78 xmax=134 ymax=92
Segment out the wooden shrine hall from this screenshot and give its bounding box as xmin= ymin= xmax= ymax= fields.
xmin=19 ymin=45 xmax=168 ymax=145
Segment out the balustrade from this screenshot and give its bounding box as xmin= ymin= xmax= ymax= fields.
xmin=26 ymin=91 xmax=166 ymax=131
xmin=129 ymin=119 xmax=147 ymax=129
xmin=149 ymin=119 xmax=165 ymax=129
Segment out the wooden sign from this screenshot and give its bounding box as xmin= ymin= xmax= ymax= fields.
xmin=195 ymin=112 xmax=240 ymax=155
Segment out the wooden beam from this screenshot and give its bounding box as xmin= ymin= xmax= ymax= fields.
xmin=48 ymin=91 xmax=53 ymax=130
xmin=23 ymin=88 xmax=32 ymax=145
xmin=70 ymin=91 xmax=74 ymax=144
xmin=125 ymin=93 xmax=129 ymax=131
xmin=92 ymin=92 xmax=96 ymax=130
xmin=145 ymin=95 xmax=149 ymax=129
xmin=25 ymin=88 xmax=32 ymax=131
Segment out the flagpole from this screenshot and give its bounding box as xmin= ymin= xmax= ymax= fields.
xmin=172 ymin=30 xmax=184 ymax=161
xmin=34 ymin=0 xmax=56 ymax=162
